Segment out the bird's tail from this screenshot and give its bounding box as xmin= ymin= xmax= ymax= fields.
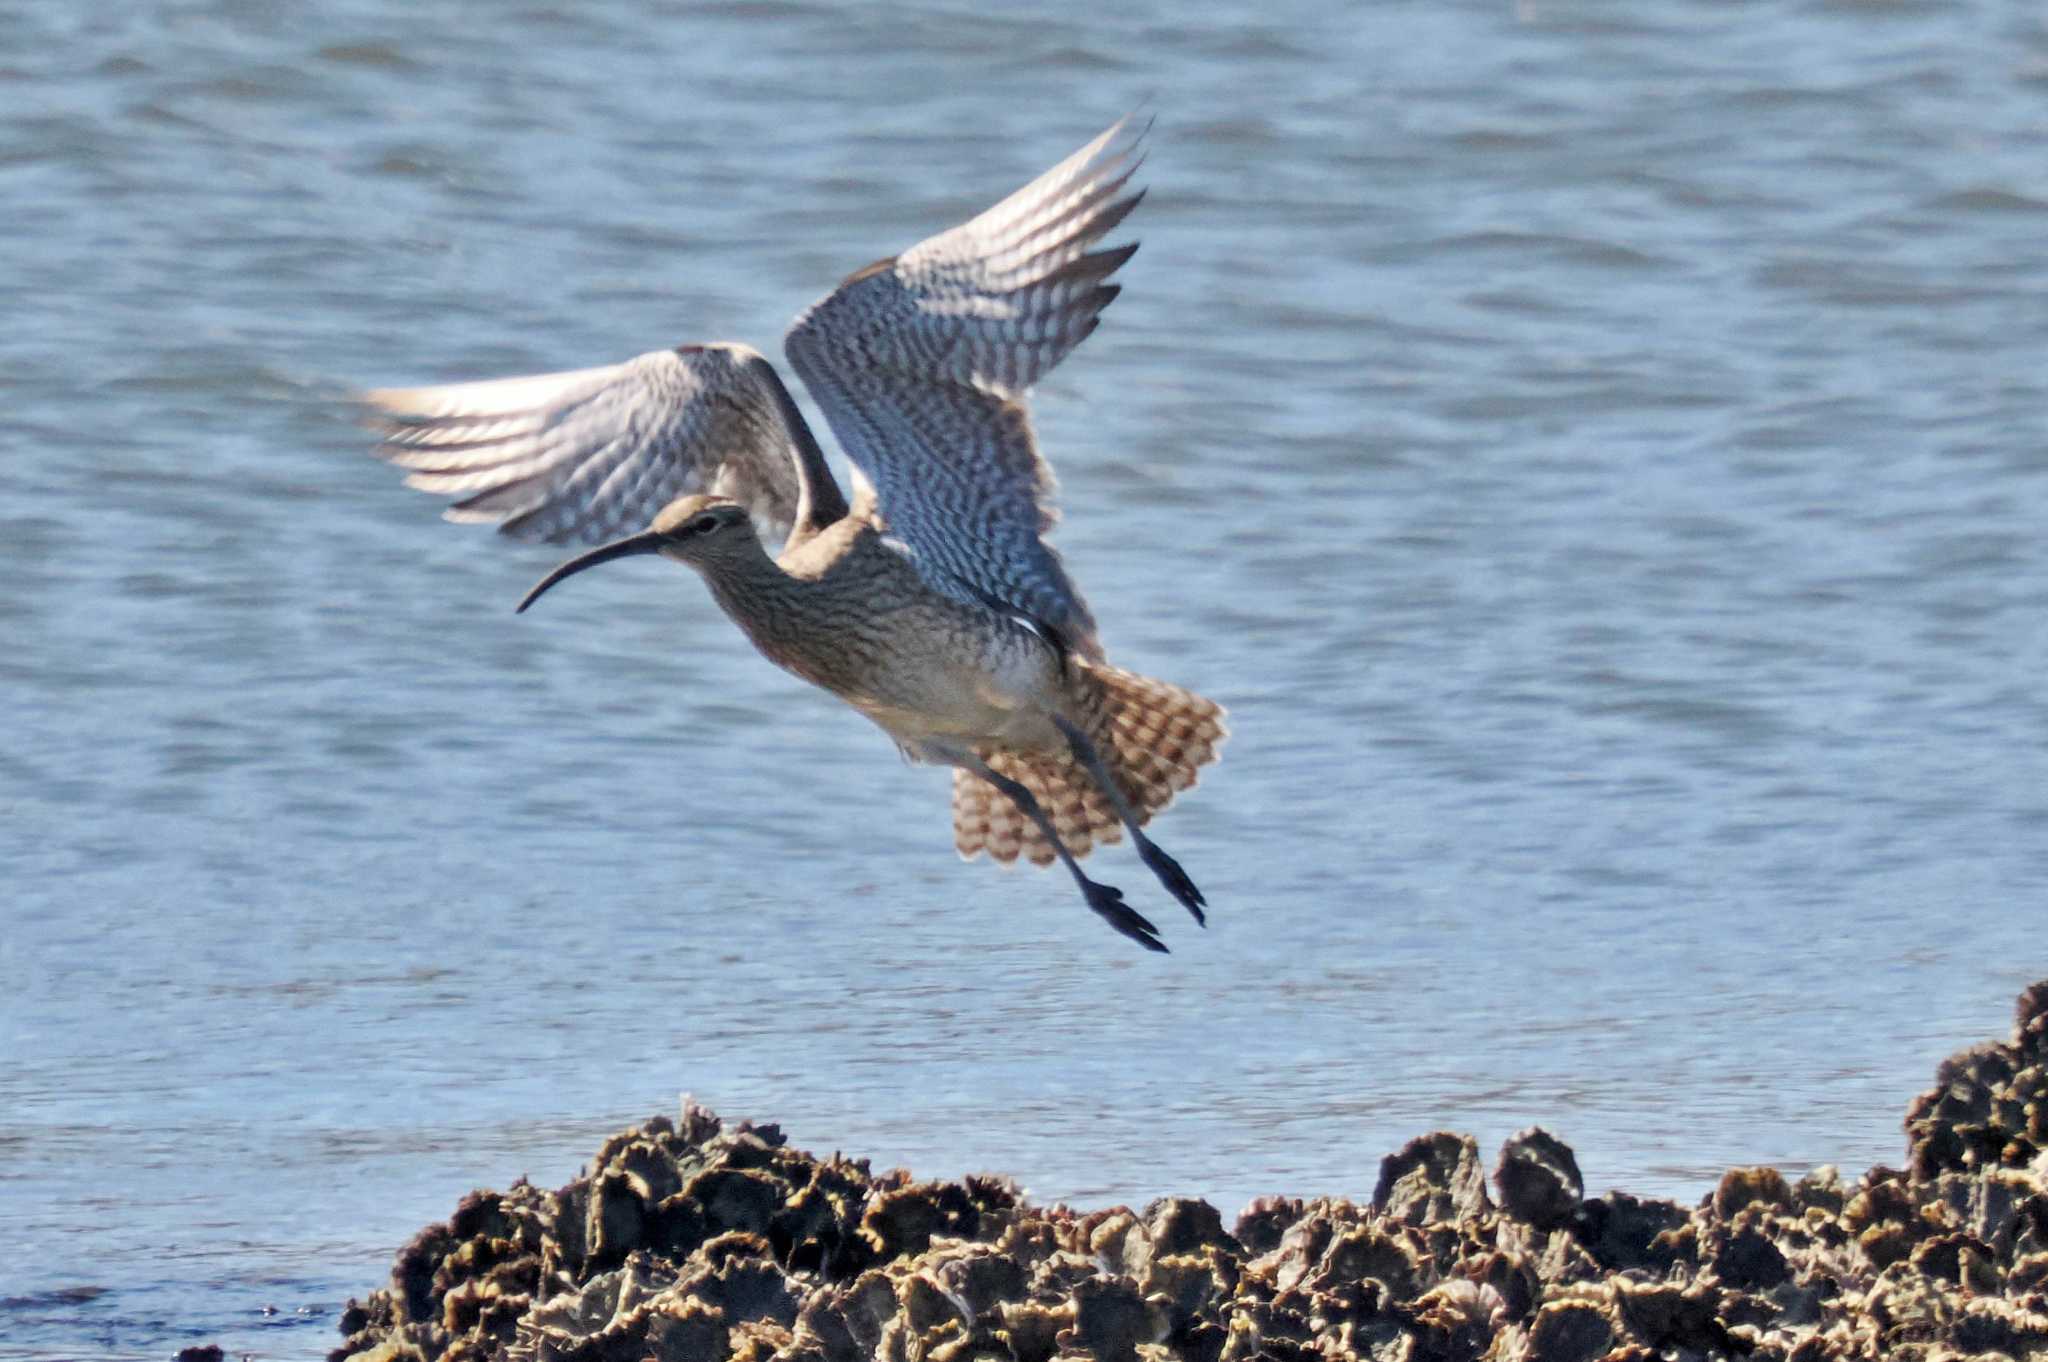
xmin=951 ymin=661 xmax=1227 ymax=867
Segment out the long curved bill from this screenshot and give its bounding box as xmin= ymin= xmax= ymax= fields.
xmin=515 ymin=531 xmax=666 ymax=614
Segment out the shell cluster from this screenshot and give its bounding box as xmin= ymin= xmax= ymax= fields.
xmin=333 ymin=981 xmax=2048 ymax=1362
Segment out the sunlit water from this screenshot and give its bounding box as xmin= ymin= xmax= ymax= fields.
xmin=4 ymin=1 xmax=2046 ymax=1356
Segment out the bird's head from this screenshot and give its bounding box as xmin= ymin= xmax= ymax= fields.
xmin=515 ymin=495 xmax=758 ymax=613
xmin=647 ymin=494 xmax=757 ymax=560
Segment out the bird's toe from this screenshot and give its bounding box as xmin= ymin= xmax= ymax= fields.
xmin=1138 ymin=836 xmax=1207 ymax=926
xmin=1084 ymin=879 xmax=1167 ymax=953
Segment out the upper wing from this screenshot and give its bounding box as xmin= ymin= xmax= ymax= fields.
xmin=364 ymin=342 xmax=843 ymax=546
xmin=782 ymin=117 xmax=1147 ymax=658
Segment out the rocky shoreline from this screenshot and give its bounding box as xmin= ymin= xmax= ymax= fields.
xmin=328 ymin=982 xmax=2048 ymax=1361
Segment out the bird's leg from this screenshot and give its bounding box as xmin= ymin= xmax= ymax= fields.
xmin=1051 ymin=715 xmax=1206 ymax=926
xmin=938 ymin=745 xmax=1166 ymax=954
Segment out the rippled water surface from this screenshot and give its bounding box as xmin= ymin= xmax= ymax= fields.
xmin=5 ymin=1 xmax=2047 ymax=1356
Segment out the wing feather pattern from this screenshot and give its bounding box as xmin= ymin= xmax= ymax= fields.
xmin=782 ymin=117 xmax=1148 ymax=658
xmin=365 ymin=343 xmax=837 ymax=547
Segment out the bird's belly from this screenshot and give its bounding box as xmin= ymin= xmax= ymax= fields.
xmin=840 ymin=645 xmax=1062 ymax=754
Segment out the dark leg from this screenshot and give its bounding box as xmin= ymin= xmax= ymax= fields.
xmin=1052 ymin=715 xmax=1206 ymax=925
xmin=943 ymin=746 xmax=1166 ymax=953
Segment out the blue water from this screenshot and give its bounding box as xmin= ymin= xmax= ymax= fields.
xmin=4 ymin=1 xmax=2045 ymax=1356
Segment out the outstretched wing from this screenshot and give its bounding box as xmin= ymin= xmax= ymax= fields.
xmin=783 ymin=117 xmax=1147 ymax=659
xmin=364 ymin=342 xmax=843 ymax=546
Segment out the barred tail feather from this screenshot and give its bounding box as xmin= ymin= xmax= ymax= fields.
xmin=951 ymin=747 xmax=1117 ymax=867
xmin=951 ymin=662 xmax=1227 ymax=867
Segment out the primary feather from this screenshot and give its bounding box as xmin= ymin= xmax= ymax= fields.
xmin=367 ymin=343 xmax=838 ymax=548
xmin=785 ymin=117 xmax=1147 ymax=657
xmin=363 ymin=116 xmax=1147 ymax=653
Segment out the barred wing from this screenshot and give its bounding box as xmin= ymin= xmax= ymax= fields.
xmin=365 ymin=342 xmax=837 ymax=546
xmin=782 ymin=117 xmax=1147 ymax=658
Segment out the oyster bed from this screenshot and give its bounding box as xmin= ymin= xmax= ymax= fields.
xmin=332 ymin=982 xmax=2048 ymax=1361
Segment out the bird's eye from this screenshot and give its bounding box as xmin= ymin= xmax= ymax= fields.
xmin=690 ymin=514 xmax=721 ymax=535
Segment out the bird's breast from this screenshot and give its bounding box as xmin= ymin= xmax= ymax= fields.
xmin=719 ymin=529 xmax=1066 ymax=751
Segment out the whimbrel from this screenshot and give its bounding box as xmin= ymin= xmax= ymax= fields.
xmin=364 ymin=119 xmax=1226 ymax=952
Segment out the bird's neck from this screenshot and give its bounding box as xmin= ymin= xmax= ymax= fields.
xmin=691 ymin=528 xmax=893 ymax=701
xmin=696 ymin=548 xmax=820 ymax=658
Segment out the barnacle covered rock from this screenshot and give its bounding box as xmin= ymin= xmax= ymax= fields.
xmin=333 ymin=982 xmax=2048 ymax=1362
xmin=1372 ymin=1132 xmax=1489 ymax=1226
xmin=1494 ymin=1127 xmax=1583 ymax=1232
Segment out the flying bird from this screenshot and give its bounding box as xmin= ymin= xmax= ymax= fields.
xmin=364 ymin=118 xmax=1226 ymax=952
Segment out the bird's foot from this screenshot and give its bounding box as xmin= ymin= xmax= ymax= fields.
xmin=1083 ymin=877 xmax=1167 ymax=953
xmin=1136 ymin=834 xmax=1207 ymax=926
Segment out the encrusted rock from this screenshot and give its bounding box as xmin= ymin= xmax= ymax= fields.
xmin=1495 ymin=1126 xmax=1583 ymax=1232
xmin=1573 ymin=1190 xmax=1692 ymax=1273
xmin=1710 ymin=1220 xmax=1790 ymax=1290
xmin=1372 ymin=1131 xmax=1490 ymax=1225
xmin=1525 ymin=1297 xmax=1614 ymax=1362
xmin=1713 ymin=1164 xmax=1792 ymax=1219
xmin=1232 ymin=1196 xmax=1303 ymax=1257
xmin=329 ymin=983 xmax=2048 ymax=1362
